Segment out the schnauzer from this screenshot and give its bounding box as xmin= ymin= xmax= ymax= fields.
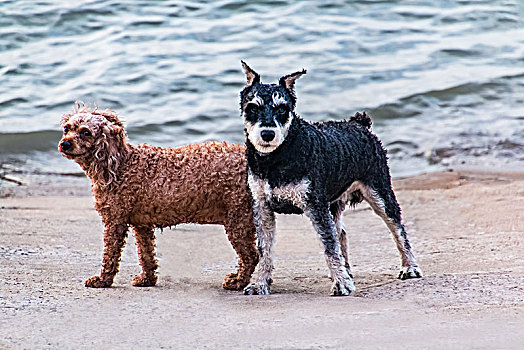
xmin=240 ymin=61 xmax=422 ymax=296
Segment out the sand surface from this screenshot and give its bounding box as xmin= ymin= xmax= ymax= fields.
xmin=1 ymin=170 xmax=523 ymax=349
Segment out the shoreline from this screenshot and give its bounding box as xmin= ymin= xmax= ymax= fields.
xmin=1 ymin=169 xmax=523 ymax=348
xmin=3 ymin=166 xmax=524 ymax=198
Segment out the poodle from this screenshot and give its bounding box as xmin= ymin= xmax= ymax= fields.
xmin=58 ymin=103 xmax=258 ymax=290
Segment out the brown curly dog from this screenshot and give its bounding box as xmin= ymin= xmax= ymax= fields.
xmin=58 ymin=103 xmax=258 ymax=290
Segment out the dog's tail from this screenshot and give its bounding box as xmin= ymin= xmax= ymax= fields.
xmin=349 ymin=111 xmax=372 ymax=129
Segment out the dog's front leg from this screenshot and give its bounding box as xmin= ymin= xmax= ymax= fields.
xmin=243 ymin=200 xmax=275 ymax=295
xmin=85 ymin=222 xmax=128 ymax=288
xmin=306 ymin=201 xmax=355 ymax=296
xmin=244 ymin=179 xmax=275 ymax=295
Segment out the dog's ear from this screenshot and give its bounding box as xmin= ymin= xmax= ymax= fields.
xmin=241 ymin=60 xmax=260 ymax=86
xmin=92 ymin=122 xmax=126 ymax=188
xmin=93 ymin=109 xmax=124 ymax=128
xmin=279 ymin=69 xmax=307 ymax=91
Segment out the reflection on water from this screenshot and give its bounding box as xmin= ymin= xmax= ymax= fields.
xmin=1 ymin=0 xmax=523 ymax=179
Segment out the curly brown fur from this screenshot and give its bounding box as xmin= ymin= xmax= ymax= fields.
xmin=58 ymin=102 xmax=258 ymax=290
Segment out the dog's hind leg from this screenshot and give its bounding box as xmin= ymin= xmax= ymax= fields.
xmin=85 ymin=222 xmax=128 ymax=288
xmin=222 ymin=216 xmax=259 ymax=291
xmin=330 ymin=201 xmax=352 ymax=278
xmin=358 ymin=182 xmax=422 ymax=280
xmin=131 ymin=225 xmax=158 ymax=287
xmin=307 ymin=200 xmax=356 ymax=296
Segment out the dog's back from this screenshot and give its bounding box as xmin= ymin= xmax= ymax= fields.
xmin=247 ymin=113 xmax=389 ymax=203
xmin=114 ymin=141 xmax=249 ymax=227
xmin=315 ymin=114 xmax=393 ymax=202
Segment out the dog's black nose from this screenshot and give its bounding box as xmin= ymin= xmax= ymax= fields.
xmin=61 ymin=140 xmax=72 ymax=151
xmin=260 ymin=130 xmax=275 ymax=142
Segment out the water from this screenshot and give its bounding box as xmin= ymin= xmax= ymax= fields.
xmin=1 ymin=0 xmax=524 ymax=183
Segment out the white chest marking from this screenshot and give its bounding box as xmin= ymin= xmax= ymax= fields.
xmin=248 ymin=172 xmax=310 ymax=210
xmin=266 ymin=179 xmax=310 ymax=210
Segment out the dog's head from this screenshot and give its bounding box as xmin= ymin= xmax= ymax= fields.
xmin=240 ymin=61 xmax=306 ymax=154
xmin=59 ymin=102 xmax=126 ymax=186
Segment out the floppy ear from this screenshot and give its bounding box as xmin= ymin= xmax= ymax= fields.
xmin=279 ymin=69 xmax=307 ymax=91
xmin=91 ymin=122 xmax=126 ymax=188
xmin=241 ymin=60 xmax=260 ymax=86
xmin=93 ymin=108 xmax=124 ymax=128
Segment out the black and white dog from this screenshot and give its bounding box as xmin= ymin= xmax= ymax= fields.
xmin=240 ymin=61 xmax=422 ymax=296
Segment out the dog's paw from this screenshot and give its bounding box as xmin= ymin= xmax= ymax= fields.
xmin=222 ymin=272 xmax=250 ymax=291
xmin=85 ymin=275 xmax=112 ymax=288
xmin=131 ymin=273 xmax=157 ymax=287
xmin=398 ymin=266 xmax=423 ymax=280
xmin=243 ymin=282 xmax=270 ymax=295
xmin=330 ymin=275 xmax=356 ymax=296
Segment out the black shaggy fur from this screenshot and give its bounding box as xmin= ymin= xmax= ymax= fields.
xmin=240 ymin=61 xmax=422 ymax=296
xmin=246 ymin=114 xmax=401 ymax=220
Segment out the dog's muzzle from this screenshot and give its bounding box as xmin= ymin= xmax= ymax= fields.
xmin=60 ymin=140 xmax=72 ymax=151
xmin=59 ymin=140 xmax=88 ymax=158
xmin=260 ymin=130 xmax=275 ymax=142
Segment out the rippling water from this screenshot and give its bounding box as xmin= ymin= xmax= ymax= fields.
xmin=1 ymin=0 xmax=524 ymax=181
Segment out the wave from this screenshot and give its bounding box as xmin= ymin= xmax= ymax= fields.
xmin=368 ymin=72 xmax=524 ymax=120
xmin=1 ymin=0 xmax=523 ymax=177
xmin=0 ymin=130 xmax=61 ymax=154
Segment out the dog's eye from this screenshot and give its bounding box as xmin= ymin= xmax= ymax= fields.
xmin=275 ymin=107 xmax=290 ymax=125
xmin=81 ymin=130 xmax=92 ymax=137
xmin=63 ymin=126 xmax=69 ymax=134
xmin=245 ymin=103 xmax=259 ymax=114
xmin=277 ymin=107 xmax=287 ymax=115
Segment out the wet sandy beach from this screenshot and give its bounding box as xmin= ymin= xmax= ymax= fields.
xmin=1 ymin=170 xmax=523 ymax=349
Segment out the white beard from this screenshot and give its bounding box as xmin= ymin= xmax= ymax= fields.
xmin=243 ymin=113 xmax=293 ymax=154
